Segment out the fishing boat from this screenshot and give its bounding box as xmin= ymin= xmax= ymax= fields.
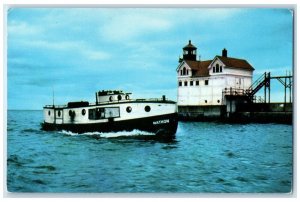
xmin=41 ymin=90 xmax=178 ymax=139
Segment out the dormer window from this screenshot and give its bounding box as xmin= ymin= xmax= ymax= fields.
xmin=216 ymin=64 xmax=219 ymax=73
xmin=220 ymin=66 xmax=222 ymax=72
xmin=183 ymin=67 xmax=186 ymax=75
xmin=213 ymin=66 xmax=215 ymax=73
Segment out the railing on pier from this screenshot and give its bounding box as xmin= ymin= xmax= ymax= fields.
xmin=222 ymin=71 xmax=292 ymax=104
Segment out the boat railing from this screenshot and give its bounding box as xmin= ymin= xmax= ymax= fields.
xmin=44 ymin=105 xmax=67 ymax=108
xmin=44 ymin=97 xmax=172 ymax=109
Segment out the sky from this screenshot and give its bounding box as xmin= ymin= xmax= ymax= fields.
xmin=6 ymin=7 xmax=294 ymax=110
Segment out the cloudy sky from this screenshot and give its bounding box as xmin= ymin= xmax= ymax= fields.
xmin=7 ymin=7 xmax=293 ymax=110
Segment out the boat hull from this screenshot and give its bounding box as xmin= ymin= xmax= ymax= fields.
xmin=41 ymin=113 xmax=178 ymax=139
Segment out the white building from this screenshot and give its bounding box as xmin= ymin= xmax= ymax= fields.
xmin=177 ymin=40 xmax=254 ymax=116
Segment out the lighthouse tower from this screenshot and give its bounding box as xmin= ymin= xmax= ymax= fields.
xmin=179 ymin=40 xmax=197 ymax=62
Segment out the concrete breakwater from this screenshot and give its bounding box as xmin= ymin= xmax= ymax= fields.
xmin=178 ymin=102 xmax=293 ymax=124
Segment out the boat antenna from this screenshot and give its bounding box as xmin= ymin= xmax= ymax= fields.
xmin=52 ymin=87 xmax=55 ymax=107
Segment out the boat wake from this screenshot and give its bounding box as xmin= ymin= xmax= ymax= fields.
xmin=58 ymin=129 xmax=156 ymax=139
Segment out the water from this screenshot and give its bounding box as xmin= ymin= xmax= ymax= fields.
xmin=6 ymin=110 xmax=293 ymax=193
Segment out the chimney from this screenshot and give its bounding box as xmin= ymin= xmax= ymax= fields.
xmin=222 ymin=48 xmax=227 ymax=57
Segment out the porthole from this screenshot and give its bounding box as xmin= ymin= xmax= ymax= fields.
xmin=117 ymin=95 xmax=122 ymax=101
xmin=125 ymin=95 xmax=130 ymax=100
xmin=217 ymin=100 xmax=220 ymax=103
xmin=58 ymin=111 xmax=61 ymax=117
xmin=48 ymin=110 xmax=51 ymax=116
xmin=82 ymin=109 xmax=86 ymax=116
xmin=109 ymin=96 xmax=113 ymax=102
xmin=205 ymin=100 xmax=207 ymax=103
xmin=126 ymin=106 xmax=132 ymax=113
xmin=69 ymin=110 xmax=75 ymax=117
xmin=145 ymin=105 xmax=151 ymax=112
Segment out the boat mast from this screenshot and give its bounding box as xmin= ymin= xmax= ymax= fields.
xmin=52 ymin=87 xmax=56 ymax=124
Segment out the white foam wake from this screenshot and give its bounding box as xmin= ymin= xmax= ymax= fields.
xmin=59 ymin=129 xmax=156 ymax=138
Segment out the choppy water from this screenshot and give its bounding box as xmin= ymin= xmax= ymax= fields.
xmin=7 ymin=110 xmax=293 ymax=193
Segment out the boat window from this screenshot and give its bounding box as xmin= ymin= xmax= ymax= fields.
xmin=109 ymin=96 xmax=113 ymax=102
xmin=58 ymin=111 xmax=61 ymax=117
xmin=82 ymin=109 xmax=86 ymax=116
xmin=145 ymin=105 xmax=151 ymax=112
xmin=105 ymin=107 xmax=120 ymax=118
xmin=48 ymin=110 xmax=51 ymax=116
xmin=89 ymin=107 xmax=120 ymax=120
xmin=117 ymin=95 xmax=122 ymax=101
xmin=126 ymin=106 xmax=132 ymax=113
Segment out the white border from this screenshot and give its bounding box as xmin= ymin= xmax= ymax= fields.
xmin=1 ymin=1 xmax=298 ymax=200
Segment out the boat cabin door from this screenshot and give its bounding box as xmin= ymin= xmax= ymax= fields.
xmin=54 ymin=109 xmax=63 ymax=124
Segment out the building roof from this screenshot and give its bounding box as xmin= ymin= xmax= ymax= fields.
xmin=183 ymin=40 xmax=197 ymax=50
xmin=185 ymin=60 xmax=212 ymax=77
xmin=216 ymin=56 xmax=254 ymax=71
xmin=183 ymin=56 xmax=254 ymax=77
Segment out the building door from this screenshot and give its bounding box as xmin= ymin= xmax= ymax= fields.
xmin=235 ymin=77 xmax=242 ymax=89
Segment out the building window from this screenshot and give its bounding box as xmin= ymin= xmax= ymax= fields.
xmin=205 ymin=80 xmax=209 ymax=85
xmin=186 ymin=69 xmax=189 ymax=75
xmin=183 ymin=67 xmax=186 ymax=75
xmin=179 ymin=81 xmax=182 ymax=86
xmin=220 ymin=66 xmax=222 ymax=72
xmin=180 ymin=70 xmax=183 ymax=75
xmin=184 ymin=81 xmax=188 ymax=86
xmin=213 ymin=66 xmax=215 ymax=73
xmin=196 ymin=80 xmax=199 ymax=86
xmin=190 ymin=81 xmax=193 ymax=86
xmin=216 ymin=64 xmax=219 ymax=73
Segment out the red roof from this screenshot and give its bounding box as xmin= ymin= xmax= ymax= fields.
xmin=183 ymin=56 xmax=254 ymax=77
xmin=216 ymin=56 xmax=254 ymax=71
xmin=185 ymin=60 xmax=212 ymax=77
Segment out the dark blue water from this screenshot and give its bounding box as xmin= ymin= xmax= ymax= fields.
xmin=7 ymin=110 xmax=293 ymax=193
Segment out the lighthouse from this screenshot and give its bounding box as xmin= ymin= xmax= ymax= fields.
xmin=176 ymin=40 xmax=254 ymax=118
